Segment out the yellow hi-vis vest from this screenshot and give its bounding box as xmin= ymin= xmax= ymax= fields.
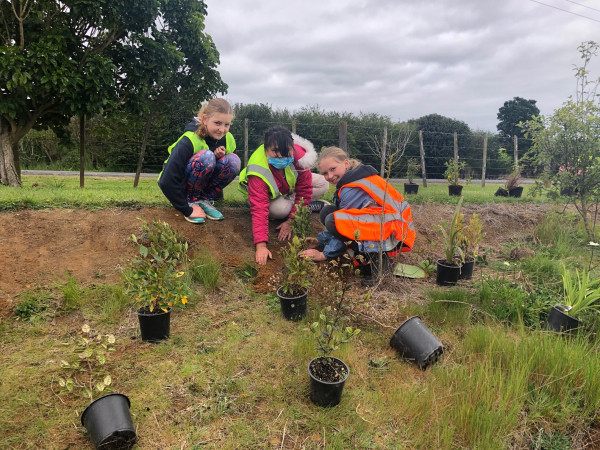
xmin=238 ymin=145 xmax=298 ymax=199
xmin=158 ymin=131 xmax=236 ymax=181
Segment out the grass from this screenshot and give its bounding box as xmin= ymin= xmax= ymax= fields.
xmin=2 ymin=176 xmax=600 ymax=448
xmin=0 ymin=175 xmax=558 ymax=213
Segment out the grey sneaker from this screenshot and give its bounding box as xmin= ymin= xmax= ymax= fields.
xmin=197 ymin=200 xmax=224 ymax=221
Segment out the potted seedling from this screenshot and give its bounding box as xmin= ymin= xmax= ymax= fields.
xmin=308 ymin=258 xmax=360 ymax=407
xmin=57 ymin=324 xmax=136 ymax=449
xmin=456 ymin=212 xmax=485 ymax=280
xmin=436 ymin=196 xmax=464 ymax=285
xmin=277 ymin=235 xmax=314 ymax=320
xmin=125 ymin=219 xmax=190 ymax=342
xmin=546 ymin=265 xmax=600 ymax=333
xmin=444 ymin=158 xmax=467 ymax=196
xmin=404 ymin=158 xmax=420 ymax=195
xmin=495 ymin=166 xmax=523 ymax=198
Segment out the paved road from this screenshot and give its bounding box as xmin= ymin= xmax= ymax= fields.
xmin=22 ymin=170 xmax=529 ymax=185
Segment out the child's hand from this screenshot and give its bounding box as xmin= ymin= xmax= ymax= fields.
xmin=255 ymin=244 xmax=272 ymax=265
xmin=276 ymin=220 xmax=292 ymax=241
xmin=214 ymin=146 xmax=226 ymax=159
xmin=299 ymin=249 xmax=326 ymax=261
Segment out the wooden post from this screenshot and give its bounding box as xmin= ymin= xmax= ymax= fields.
xmin=513 ymin=135 xmax=518 ymax=169
xmin=453 ymin=132 xmax=459 ymax=185
xmin=79 ymin=114 xmax=85 ymax=188
xmin=244 ymin=118 xmax=249 ymax=167
xmin=339 ymin=121 xmax=348 ymax=153
xmin=380 ymin=126 xmax=387 ymax=177
xmin=419 ymin=130 xmax=427 ymax=187
xmin=481 ymin=134 xmax=488 ymax=188
xmin=291 ymin=119 xmax=296 ymax=134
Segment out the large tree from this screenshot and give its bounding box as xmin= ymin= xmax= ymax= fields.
xmin=0 ymin=0 xmax=226 ymax=186
xmin=496 ymin=97 xmax=539 ymax=157
xmin=409 ymin=114 xmax=473 ymax=179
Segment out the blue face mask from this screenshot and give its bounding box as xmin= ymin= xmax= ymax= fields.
xmin=268 ymin=155 xmax=294 ymax=169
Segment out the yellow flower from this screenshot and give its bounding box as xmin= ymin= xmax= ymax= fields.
xmin=503 ymin=261 xmax=510 ymax=266
xmin=168 ymin=301 xmax=173 ymax=307
xmin=176 ymin=271 xmax=184 ymax=277
xmin=181 ymin=296 xmax=188 ymax=305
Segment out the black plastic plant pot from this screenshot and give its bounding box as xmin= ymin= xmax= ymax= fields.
xmin=546 ymin=305 xmax=580 ymax=333
xmin=404 ymin=183 xmax=419 ymax=195
xmin=436 ymin=259 xmax=461 ymax=286
xmin=448 ymin=185 xmax=463 ymax=196
xmin=494 ymin=188 xmax=509 ymax=197
xmin=508 ymin=187 xmax=523 ymax=198
xmin=136 ymin=307 xmax=171 ymax=343
xmin=308 ymin=356 xmax=349 ymax=407
xmin=390 ymin=316 xmax=444 ymax=370
xmin=459 ymin=257 xmax=475 ymax=280
xmin=80 ymin=393 xmax=136 ymax=450
xmin=277 ymin=287 xmax=307 ymax=321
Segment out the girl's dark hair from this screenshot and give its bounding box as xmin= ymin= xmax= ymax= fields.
xmin=263 ymin=126 xmax=293 ymax=157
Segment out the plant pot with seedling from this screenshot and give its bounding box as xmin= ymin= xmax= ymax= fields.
xmin=444 ymin=159 xmax=466 ymax=197
xmin=506 ymin=167 xmax=523 ymax=198
xmin=57 ymin=324 xmax=136 ymax=449
xmin=276 ymin=201 xmax=314 ymax=321
xmin=307 ymin=257 xmax=360 ymax=407
xmin=403 ymin=158 xmax=420 ymax=195
xmin=436 ymin=196 xmax=464 ymax=286
xmin=456 ymin=212 xmax=485 ymax=280
xmin=125 ymin=219 xmax=190 ymax=342
xmin=546 ymin=265 xmax=600 ymax=333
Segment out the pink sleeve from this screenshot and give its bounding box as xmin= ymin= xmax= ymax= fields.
xmin=247 ymin=175 xmax=271 ymax=245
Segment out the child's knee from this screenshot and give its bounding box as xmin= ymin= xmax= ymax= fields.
xmin=269 ymin=197 xmax=293 ymax=219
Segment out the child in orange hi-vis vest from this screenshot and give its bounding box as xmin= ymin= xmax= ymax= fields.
xmin=300 ymin=146 xmax=416 ymax=285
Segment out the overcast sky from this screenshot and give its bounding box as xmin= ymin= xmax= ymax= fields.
xmin=204 ymin=0 xmax=600 ymax=132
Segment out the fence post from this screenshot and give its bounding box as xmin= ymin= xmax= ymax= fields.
xmin=380 ymin=126 xmax=387 ymax=177
xmin=513 ymin=135 xmax=518 ymax=169
xmin=244 ymin=118 xmax=249 ymax=167
xmin=453 ymin=132 xmax=459 ymax=185
xmin=339 ymin=121 xmax=348 ymax=153
xmin=419 ymin=130 xmax=427 ymax=187
xmin=291 ymin=119 xmax=296 ymax=134
xmin=481 ymin=134 xmax=488 ymax=187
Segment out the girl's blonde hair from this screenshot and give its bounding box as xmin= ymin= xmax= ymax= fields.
xmin=195 ymin=98 xmax=234 ymax=139
xmin=318 ymin=146 xmax=361 ymax=170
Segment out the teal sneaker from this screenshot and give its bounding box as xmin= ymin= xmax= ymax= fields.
xmin=197 ymin=200 xmax=224 ymax=221
xmin=185 ymin=215 xmax=205 ymax=224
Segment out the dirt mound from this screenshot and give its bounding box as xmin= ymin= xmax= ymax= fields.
xmin=0 ymin=202 xmax=553 ymax=317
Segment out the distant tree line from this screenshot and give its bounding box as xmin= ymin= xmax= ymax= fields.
xmin=18 ymin=98 xmax=539 ymax=180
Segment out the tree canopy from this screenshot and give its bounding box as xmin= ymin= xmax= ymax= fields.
xmin=0 ymin=0 xmax=226 ymax=186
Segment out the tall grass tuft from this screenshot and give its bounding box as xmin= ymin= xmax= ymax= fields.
xmin=189 ymin=250 xmax=222 ymax=291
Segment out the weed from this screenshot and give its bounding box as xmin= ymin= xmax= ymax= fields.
xmin=189 ymin=250 xmax=222 ymax=291
xmin=233 ymin=261 xmax=258 ymax=282
xmin=14 ymin=289 xmax=53 ymax=321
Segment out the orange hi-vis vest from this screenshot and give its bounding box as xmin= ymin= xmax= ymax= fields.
xmin=333 ymin=175 xmax=416 ymax=253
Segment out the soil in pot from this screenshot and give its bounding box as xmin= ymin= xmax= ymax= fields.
xmin=403 ymin=183 xmax=419 ymax=195
xmin=546 ymin=305 xmax=580 ymax=333
xmin=308 ymin=356 xmax=349 ymax=407
xmin=276 ymin=287 xmax=307 ymax=321
xmin=459 ymin=257 xmax=475 ymax=280
xmin=81 ymin=393 xmax=136 ymax=450
xmin=436 ymin=259 xmax=461 ymax=286
xmin=390 ymin=316 xmax=443 ymax=370
xmin=136 ymin=307 xmax=171 ymax=342
xmin=508 ymin=186 xmax=523 ymax=198
xmin=448 ymin=185 xmax=463 ymax=196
